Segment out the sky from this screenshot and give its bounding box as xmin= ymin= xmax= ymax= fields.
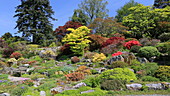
xmin=0 ymin=0 xmax=154 ymax=37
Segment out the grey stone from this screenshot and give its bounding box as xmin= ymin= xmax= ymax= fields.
xmin=126 ymin=83 xmax=142 ymax=90
xmin=23 ymin=64 xmax=30 ymax=67
xmin=80 ymin=90 xmax=95 ymax=94
xmin=107 ymin=55 xmax=124 ymax=65
xmin=50 ymin=87 xmax=63 ymax=94
xmin=73 ymin=82 xmax=86 ymax=89
xmin=146 ymin=83 xmax=164 ymax=90
xmin=0 ymin=93 xmax=10 ymax=96
xmin=40 ymin=91 xmax=46 ymax=96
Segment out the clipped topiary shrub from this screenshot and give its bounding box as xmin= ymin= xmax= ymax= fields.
xmin=141 ymin=76 xmax=159 ymax=82
xmin=100 ymin=79 xmax=126 ymax=90
xmin=138 ymin=46 xmax=160 ymax=59
xmin=99 ymin=68 xmax=137 ymax=82
xmin=155 ymin=66 xmax=170 ymax=81
xmin=108 ymin=61 xmax=128 ymax=69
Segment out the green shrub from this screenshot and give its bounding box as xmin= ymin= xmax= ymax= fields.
xmin=30 ymin=73 xmax=47 ymax=80
xmin=155 ymin=66 xmax=170 ymax=81
xmin=138 ymin=46 xmax=160 ymax=59
xmin=99 ymin=68 xmax=137 ymax=82
xmin=38 ymin=81 xmax=56 ymax=91
xmin=159 ymin=33 xmax=170 ymax=42
xmin=83 ymin=75 xmax=100 ymax=88
xmin=145 ymin=62 xmax=159 ymax=76
xmin=130 ymin=45 xmax=141 ymax=53
xmin=141 ymin=76 xmax=159 ymax=82
xmin=100 ymin=79 xmax=126 ymax=90
xmin=108 ymin=61 xmax=128 ymax=69
xmin=10 ymin=85 xmax=29 ymax=96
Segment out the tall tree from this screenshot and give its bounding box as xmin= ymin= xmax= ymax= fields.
xmin=78 ymin=0 xmax=109 ymax=25
xmin=71 ymin=9 xmax=87 ymax=26
xmin=115 ymin=0 xmax=139 ymax=22
xmin=14 ymin=0 xmax=56 ymax=46
xmin=154 ymin=0 xmax=170 ymax=8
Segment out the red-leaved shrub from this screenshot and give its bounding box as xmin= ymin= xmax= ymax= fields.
xmin=2 ymin=47 xmax=15 ymax=58
xmin=10 ymin=52 xmax=22 ymax=59
xmin=102 ymin=37 xmax=125 ymax=48
xmin=124 ymin=40 xmax=141 ymax=49
xmin=112 ymin=51 xmax=123 ymax=57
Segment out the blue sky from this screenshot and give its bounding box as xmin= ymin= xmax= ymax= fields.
xmin=0 ymin=0 xmax=154 ymax=37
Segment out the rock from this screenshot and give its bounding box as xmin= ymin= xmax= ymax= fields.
xmin=128 ymin=68 xmax=134 ymax=73
xmin=80 ymin=90 xmax=95 ymax=94
xmin=137 ymin=57 xmax=149 ymax=63
xmin=73 ymin=82 xmax=86 ymax=89
xmin=40 ymin=91 xmax=46 ymax=96
xmin=126 ymin=83 xmax=142 ymax=90
xmin=162 ymin=82 xmax=170 ymax=89
xmin=95 ymin=68 xmax=106 ymax=74
xmin=0 ymin=93 xmax=10 ymax=96
xmin=23 ymin=64 xmax=30 ymax=67
xmin=26 ymin=67 xmax=35 ymax=73
xmin=50 ymin=87 xmax=63 ymax=94
xmin=146 ymin=83 xmax=164 ymax=90
xmin=107 ymin=55 xmax=124 ymax=65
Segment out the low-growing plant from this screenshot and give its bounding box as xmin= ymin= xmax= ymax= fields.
xmin=141 ymin=76 xmax=160 ymax=82
xmin=10 ymin=52 xmax=22 ymax=59
xmin=92 ymin=53 xmax=106 ymax=62
xmin=37 ymin=81 xmax=56 ymax=91
xmin=83 ymin=75 xmax=100 ymax=88
xmin=65 ymin=72 xmax=85 ymax=81
xmin=10 ymin=85 xmax=29 ymax=96
xmin=108 ymin=61 xmax=128 ymax=69
xmin=76 ymin=66 xmax=91 ymax=75
xmin=100 ymin=79 xmax=126 ymax=90
xmin=144 ymin=62 xmax=159 ymax=76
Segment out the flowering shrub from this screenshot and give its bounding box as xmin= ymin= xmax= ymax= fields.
xmin=112 ymin=51 xmax=122 ymax=57
xmin=102 ymin=37 xmax=125 ymax=48
xmin=92 ymin=53 xmax=106 ymax=62
xmin=65 ymin=72 xmax=85 ymax=81
xmin=10 ymin=52 xmax=22 ymax=59
xmin=124 ymin=40 xmax=141 ymax=49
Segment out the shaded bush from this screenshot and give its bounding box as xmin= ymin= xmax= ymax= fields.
xmin=60 ymin=44 xmax=73 ymax=55
xmin=99 ymin=68 xmax=137 ymax=82
xmin=156 ymin=42 xmax=170 ymax=53
xmin=138 ymin=46 xmax=160 ymax=59
xmin=159 ymin=33 xmax=170 ymax=42
xmin=155 ymin=66 xmax=170 ymax=81
xmin=141 ymin=76 xmax=159 ymax=82
xmin=130 ymin=45 xmax=141 ymax=53
xmin=139 ymin=38 xmax=160 ymax=46
xmin=2 ymin=47 xmax=15 ymax=58
xmin=101 ymin=79 xmax=126 ymax=90
xmin=145 ymin=62 xmax=159 ymax=76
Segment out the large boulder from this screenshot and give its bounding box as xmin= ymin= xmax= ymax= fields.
xmin=126 ymin=83 xmax=142 ymax=90
xmin=107 ymin=55 xmax=124 ymax=65
xmin=146 ymin=83 xmax=165 ymax=90
xmin=73 ymin=82 xmax=86 ymax=89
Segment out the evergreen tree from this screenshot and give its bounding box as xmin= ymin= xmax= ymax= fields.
xmin=154 ymin=0 xmax=170 ymax=8
xmin=115 ymin=0 xmax=139 ymax=22
xmin=14 ymin=0 xmax=56 ymax=46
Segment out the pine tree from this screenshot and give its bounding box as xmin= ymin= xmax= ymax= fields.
xmin=14 ymin=0 xmax=56 ymax=46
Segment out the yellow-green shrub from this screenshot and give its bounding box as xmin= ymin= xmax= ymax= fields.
xmin=62 ymin=26 xmax=91 ymax=55
xmin=155 ymin=66 xmax=170 ymax=81
xmin=92 ymin=53 xmax=106 ymax=62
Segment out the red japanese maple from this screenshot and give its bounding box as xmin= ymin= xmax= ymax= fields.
xmin=124 ymin=40 xmax=142 ymax=49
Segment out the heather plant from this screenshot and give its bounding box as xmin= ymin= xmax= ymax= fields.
xmin=138 ymin=46 xmax=160 ymax=59
xmin=62 ymin=26 xmax=91 ymax=55
xmin=99 ymin=68 xmax=137 ymax=82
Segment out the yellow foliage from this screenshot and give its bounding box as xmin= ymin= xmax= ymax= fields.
xmin=92 ymin=53 xmax=106 ymax=62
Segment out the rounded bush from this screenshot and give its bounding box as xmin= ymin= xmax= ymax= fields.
xmin=145 ymin=62 xmax=159 ymax=76
xmin=159 ymin=33 xmax=170 ymax=42
xmin=99 ymin=68 xmax=137 ymax=82
xmin=155 ymin=66 xmax=170 ymax=81
xmin=138 ymin=46 xmax=160 ymax=59
xmin=130 ymin=45 xmax=141 ymax=53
